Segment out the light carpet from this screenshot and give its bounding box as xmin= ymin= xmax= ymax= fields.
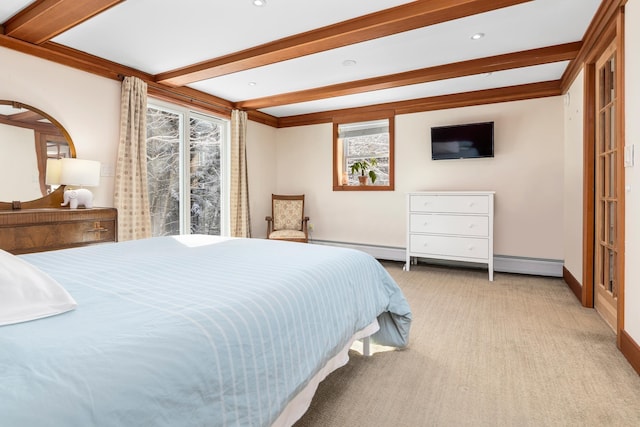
xmin=294 ymin=262 xmax=640 ymax=427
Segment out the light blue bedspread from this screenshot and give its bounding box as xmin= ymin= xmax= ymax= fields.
xmin=0 ymin=235 xmax=411 ymax=427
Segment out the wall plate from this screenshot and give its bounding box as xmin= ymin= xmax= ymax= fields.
xmin=624 ymin=145 xmax=634 ymax=168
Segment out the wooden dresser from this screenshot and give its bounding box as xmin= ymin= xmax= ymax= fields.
xmin=0 ymin=208 xmax=117 ymax=255
xmin=406 ymin=191 xmax=494 ymax=280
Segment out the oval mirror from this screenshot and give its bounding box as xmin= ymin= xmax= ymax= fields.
xmin=0 ymin=100 xmax=76 ymax=209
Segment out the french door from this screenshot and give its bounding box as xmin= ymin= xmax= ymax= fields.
xmin=593 ymin=40 xmax=621 ymax=330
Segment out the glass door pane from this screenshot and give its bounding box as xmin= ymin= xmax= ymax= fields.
xmin=147 ymin=107 xmax=181 ymax=236
xmin=189 ymin=115 xmax=222 ymax=235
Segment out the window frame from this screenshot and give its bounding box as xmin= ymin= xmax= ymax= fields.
xmin=332 ymin=111 xmax=395 ymax=191
xmin=147 ymin=98 xmax=230 ymax=237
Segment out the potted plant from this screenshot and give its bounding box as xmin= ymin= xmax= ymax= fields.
xmin=350 ymin=158 xmax=378 ymax=185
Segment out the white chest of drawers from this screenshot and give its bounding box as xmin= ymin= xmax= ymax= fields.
xmin=406 ymin=191 xmax=495 ymax=280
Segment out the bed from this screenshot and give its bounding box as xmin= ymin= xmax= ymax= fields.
xmin=0 ymin=235 xmax=411 ymax=426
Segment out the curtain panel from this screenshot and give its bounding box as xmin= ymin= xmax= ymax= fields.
xmin=113 ymin=76 xmax=152 ymax=241
xmin=230 ymin=110 xmax=251 ymax=238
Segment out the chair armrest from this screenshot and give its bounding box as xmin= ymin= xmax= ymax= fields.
xmin=265 ymin=216 xmax=273 ymax=237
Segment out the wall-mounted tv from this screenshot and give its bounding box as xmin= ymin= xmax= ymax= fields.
xmin=430 ymin=121 xmax=494 ymax=160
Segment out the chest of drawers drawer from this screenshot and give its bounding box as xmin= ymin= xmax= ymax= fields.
xmin=409 ymin=234 xmax=489 ymax=260
xmin=409 ymin=194 xmax=489 ymax=214
xmin=409 ymin=213 xmax=489 ymax=237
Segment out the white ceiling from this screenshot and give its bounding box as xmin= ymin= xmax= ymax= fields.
xmin=1 ymin=0 xmax=602 ymax=118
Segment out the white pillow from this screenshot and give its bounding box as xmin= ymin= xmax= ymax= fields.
xmin=0 ymin=249 xmax=77 ymax=326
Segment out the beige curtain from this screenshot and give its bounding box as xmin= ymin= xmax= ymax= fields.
xmin=230 ymin=109 xmax=251 ymax=237
xmin=113 ymin=76 xmax=152 ymax=241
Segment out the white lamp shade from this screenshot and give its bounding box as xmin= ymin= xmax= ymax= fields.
xmin=45 ymin=159 xmax=62 ymax=185
xmin=59 ymin=158 xmax=101 ymax=187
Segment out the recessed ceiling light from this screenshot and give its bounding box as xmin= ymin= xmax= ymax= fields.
xmin=253 ymin=0 xmax=266 ymax=6
xmin=471 ymin=32 xmax=485 ymax=40
xmin=482 ymin=72 xmax=492 ymax=77
xmin=342 ymin=59 xmax=357 ymax=67
xmin=248 ymin=81 xmax=257 ymax=86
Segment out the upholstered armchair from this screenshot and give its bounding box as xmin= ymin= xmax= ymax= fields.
xmin=265 ymin=194 xmax=310 ymax=243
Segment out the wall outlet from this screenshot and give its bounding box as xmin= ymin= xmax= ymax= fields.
xmin=308 ymin=223 xmax=314 ymax=231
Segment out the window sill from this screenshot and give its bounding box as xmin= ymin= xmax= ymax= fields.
xmin=333 ymin=184 xmax=394 ymax=191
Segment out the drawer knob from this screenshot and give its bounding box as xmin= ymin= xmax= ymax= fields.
xmin=423 ymin=221 xmax=429 ymax=226
xmin=468 ymin=202 xmax=475 ymax=207
xmin=468 ymin=223 xmax=475 ymax=228
xmin=467 ymin=245 xmax=474 ymax=251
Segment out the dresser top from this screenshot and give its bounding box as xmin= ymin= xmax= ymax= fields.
xmin=407 ymin=191 xmax=495 ymax=195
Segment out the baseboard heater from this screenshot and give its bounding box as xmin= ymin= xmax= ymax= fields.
xmin=310 ymin=240 xmax=562 ymax=278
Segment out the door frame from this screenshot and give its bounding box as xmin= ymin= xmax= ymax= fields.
xmin=582 ymin=7 xmax=625 ymax=344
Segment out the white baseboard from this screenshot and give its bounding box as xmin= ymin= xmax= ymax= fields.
xmin=493 ymin=255 xmax=563 ymax=277
xmin=310 ymin=240 xmax=563 ymax=278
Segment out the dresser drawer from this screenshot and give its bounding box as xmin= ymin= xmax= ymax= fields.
xmin=1 ymin=221 xmax=115 ymax=254
xmin=409 ymin=194 xmax=489 ymax=214
xmin=410 ymin=213 xmax=489 ymax=237
xmin=409 ymin=234 xmax=489 ymax=260
xmin=0 ymin=208 xmax=117 ymax=254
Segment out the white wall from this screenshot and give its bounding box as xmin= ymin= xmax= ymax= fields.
xmin=246 ymin=120 xmax=278 ymax=237
xmin=563 ymin=71 xmax=585 ymax=282
xmin=0 ymin=46 xmax=121 ymax=208
xmin=624 ymin=0 xmax=640 ymax=344
xmin=271 ymin=97 xmax=565 ymax=260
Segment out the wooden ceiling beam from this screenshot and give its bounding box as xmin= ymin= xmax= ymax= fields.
xmin=276 ymin=80 xmax=562 ymax=128
xmin=3 ymin=0 xmax=124 ymax=45
xmin=237 ymin=42 xmax=580 ymax=110
xmin=155 ymin=0 xmax=532 ymax=86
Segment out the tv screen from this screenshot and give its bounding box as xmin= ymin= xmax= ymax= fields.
xmin=430 ymin=121 xmax=494 ymax=160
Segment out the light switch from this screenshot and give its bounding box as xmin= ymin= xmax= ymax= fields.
xmin=624 ymin=145 xmax=634 ymax=168
xmin=101 ymin=163 xmax=115 ymax=177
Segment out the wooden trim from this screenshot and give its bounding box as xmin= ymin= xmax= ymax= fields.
xmin=0 ymin=35 xmax=238 ymax=121
xmin=615 ymin=6 xmax=625 ymax=346
xmin=3 ymin=0 xmax=124 ymax=45
xmin=278 ymin=80 xmax=561 ymax=128
xmin=238 ymin=42 xmax=580 ymax=110
xmin=332 ymin=111 xmax=395 ymax=192
xmin=582 ymin=62 xmax=595 ymax=308
xmin=0 ymin=2 xmax=599 ymax=130
xmin=246 ymin=110 xmax=279 ymax=128
xmin=147 ymin=83 xmax=234 ymax=119
xmin=562 ymin=266 xmax=582 ymax=303
xmin=155 ymin=0 xmax=532 ymax=86
xmin=620 ymin=330 xmax=640 ymax=376
xmin=0 ymin=35 xmax=151 ymax=82
xmin=580 ymin=4 xmax=625 ymax=340
xmin=561 ymin=0 xmax=626 ymax=91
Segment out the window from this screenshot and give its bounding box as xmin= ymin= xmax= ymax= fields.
xmin=333 ymin=112 xmax=394 ymax=191
xmin=146 ymin=101 xmax=229 ymax=237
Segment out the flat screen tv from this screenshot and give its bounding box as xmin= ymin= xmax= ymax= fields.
xmin=430 ymin=121 xmax=494 ymax=160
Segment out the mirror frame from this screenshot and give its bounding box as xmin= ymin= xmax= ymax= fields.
xmin=0 ymin=100 xmax=76 ymax=210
